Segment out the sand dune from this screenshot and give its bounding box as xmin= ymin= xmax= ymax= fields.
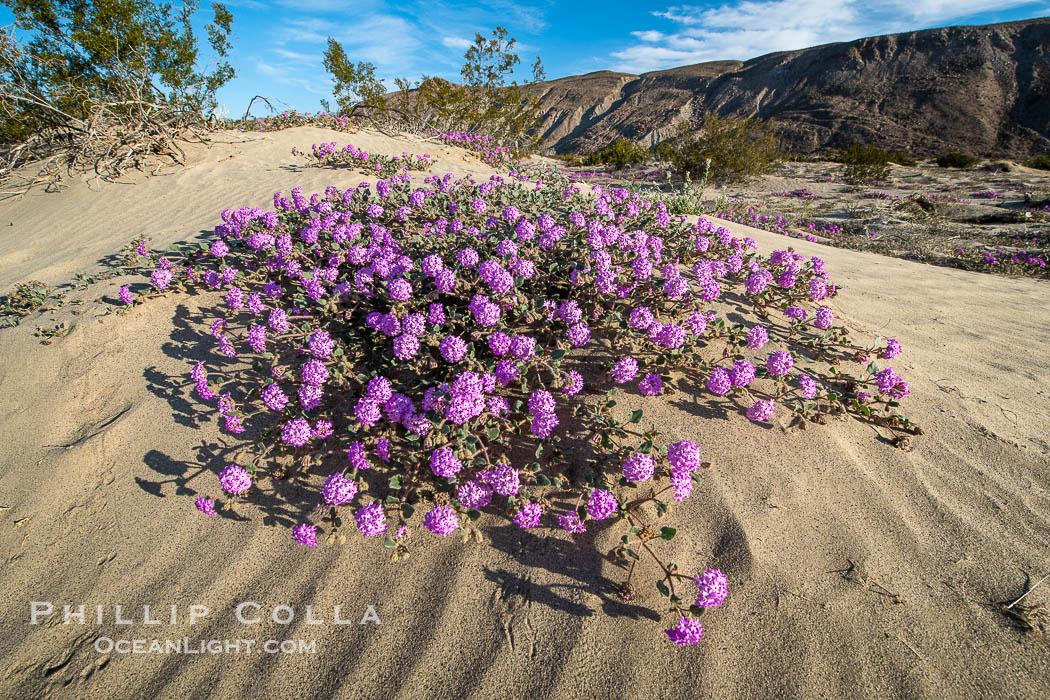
xmin=0 ymin=127 xmax=1047 ymax=698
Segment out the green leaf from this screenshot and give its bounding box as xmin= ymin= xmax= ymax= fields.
xmin=551 ymin=349 xmax=566 ymax=360
xmin=535 ymin=474 xmax=551 ymax=486
xmin=400 ymin=503 xmax=414 ymax=519
xmin=629 ymin=409 xmax=643 ymax=424
xmin=467 ymin=509 xmax=481 ymax=521
xmin=625 ymin=548 xmax=640 ymax=560
xmin=656 ymin=580 xmax=670 ymax=597
xmin=388 ymin=474 xmax=402 ymax=489
xmin=659 ymin=526 xmax=677 ymax=541
xmin=689 ymin=604 xmax=706 ymax=617
xmin=382 ymin=535 xmax=396 ymax=549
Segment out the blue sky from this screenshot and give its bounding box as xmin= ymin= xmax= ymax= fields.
xmin=3 ymin=0 xmax=1049 ymax=117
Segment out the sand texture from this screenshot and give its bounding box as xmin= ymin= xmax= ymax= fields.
xmin=0 ymin=127 xmax=1047 ymax=699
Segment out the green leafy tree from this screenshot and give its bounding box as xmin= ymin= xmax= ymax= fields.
xmin=322 ymin=37 xmax=385 ymax=116
xmin=1 ymin=0 xmax=234 ymax=189
xmin=391 ymin=26 xmax=545 ymax=154
xmin=2 ymin=0 xmax=235 ymax=129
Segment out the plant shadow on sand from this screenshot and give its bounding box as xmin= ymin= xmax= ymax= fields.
xmin=138 ymin=300 xmax=325 ymax=529
xmin=483 ymin=520 xmax=661 ymax=621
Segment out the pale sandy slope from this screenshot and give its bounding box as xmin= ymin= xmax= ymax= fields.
xmin=0 ymin=127 xmax=1047 ymax=699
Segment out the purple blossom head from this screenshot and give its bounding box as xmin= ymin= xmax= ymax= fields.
xmin=798 ymin=374 xmax=818 ymax=399
xmin=439 ymin=335 xmax=468 ymax=363
xmin=354 ymin=397 xmax=382 ymax=426
xmin=562 ymin=370 xmax=584 ymax=395
xmin=766 ymin=350 xmax=794 ymax=377
xmin=530 ymin=411 xmax=559 ymax=438
xmin=281 ymin=418 xmax=313 ymax=446
xmin=195 ymin=497 xmax=217 ymax=515
xmin=666 ymin=616 xmax=704 ymax=646
xmin=746 ymin=325 xmax=769 ymax=349
xmin=638 ymin=373 xmax=663 ymax=396
xmin=346 ymin=441 xmax=372 ymax=471
xmin=309 ymin=329 xmax=335 ymax=358
xmin=429 ymin=447 xmax=463 ymax=478
xmin=667 ymin=440 xmax=702 ymax=472
xmin=480 ymin=463 xmax=519 ymax=496
xmin=695 ymin=568 xmax=729 ymax=608
xmin=354 ymin=502 xmax=388 ymax=536
xmin=488 ymin=332 xmax=511 ymax=356
xmin=457 ymin=480 xmax=493 ymax=510
xmin=423 ymin=505 xmax=460 ymax=536
xmin=671 ymin=467 xmax=693 ymax=501
xmin=292 ymin=524 xmax=319 ymax=546
xmin=321 ymin=473 xmax=358 ymax=505
xmin=388 ymin=278 xmax=412 ymax=301
xmin=746 ymin=399 xmax=776 ymax=422
xmin=623 ymin=452 xmax=655 ymax=482
xmin=707 ymin=368 xmax=732 ymax=396
xmin=509 ymin=335 xmax=536 ymax=362
xmin=300 ymin=358 xmax=328 ymax=386
xmin=610 ymin=356 xmax=638 ymax=383
xmin=513 ymin=502 xmax=542 ymax=529
xmin=219 ymin=464 xmax=252 ymax=495
xmin=629 ymin=306 xmax=654 ymax=330
xmin=393 ymin=334 xmax=420 ymax=361
xmin=528 ymin=389 xmax=556 ymax=416
xmin=814 ymin=306 xmax=834 ymax=329
xmin=566 ymin=322 xmax=591 ymax=347
xmin=366 ymin=375 xmax=393 ymax=402
xmin=881 ymin=338 xmax=902 ymax=359
xmin=729 ymin=360 xmax=755 ymax=387
xmin=119 ymin=285 xmax=134 ymax=305
xmin=586 ymin=489 xmax=619 ymax=520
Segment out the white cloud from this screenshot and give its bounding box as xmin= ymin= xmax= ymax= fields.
xmin=442 ymin=36 xmax=473 ymax=50
xmin=613 ymin=0 xmax=1047 ymax=73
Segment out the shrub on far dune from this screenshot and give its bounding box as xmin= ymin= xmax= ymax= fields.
xmin=937 ymin=152 xmax=978 ymax=169
xmin=583 ymin=139 xmax=648 ymax=170
xmin=662 ymin=112 xmax=782 ymax=183
xmin=1028 ymin=154 xmax=1050 ymax=171
xmin=839 ymin=144 xmax=892 ymax=184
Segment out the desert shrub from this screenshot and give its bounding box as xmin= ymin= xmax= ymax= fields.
xmin=583 ymin=139 xmax=648 ymax=170
xmin=321 ymin=38 xmax=387 ymax=120
xmin=1 ymin=0 xmax=235 ymax=192
xmin=389 ymin=27 xmax=545 ymax=155
xmin=133 ymin=170 xmax=917 ymax=645
xmin=652 ymin=140 xmax=679 ymax=164
xmin=937 ymin=152 xmax=978 ymax=169
xmin=665 ymin=112 xmax=781 ymax=183
xmin=1028 ymin=155 xmax=1050 ymax=171
xmin=886 ymin=151 xmax=916 ymax=167
xmin=840 ymin=144 xmax=891 ymax=184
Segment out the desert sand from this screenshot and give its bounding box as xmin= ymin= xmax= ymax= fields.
xmin=0 ymin=127 xmax=1047 ymax=698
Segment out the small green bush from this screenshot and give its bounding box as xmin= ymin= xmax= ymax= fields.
xmin=1028 ymin=155 xmax=1050 ymax=171
xmin=666 ymin=112 xmax=781 ymax=183
xmin=886 ymin=151 xmax=916 ymax=167
xmin=840 ymin=144 xmax=891 ymax=184
xmin=937 ymin=152 xmax=978 ymax=169
xmin=583 ymin=139 xmax=648 ymax=170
